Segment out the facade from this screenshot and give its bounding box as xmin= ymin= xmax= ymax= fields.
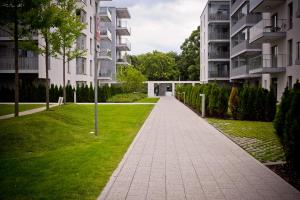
xmin=200 ymin=0 xmax=231 ymax=83
xmin=0 ymin=0 xmax=131 ymax=88
xmin=248 ymin=0 xmax=300 ymax=100
xmin=230 ymin=0 xmax=262 ymax=83
xmin=99 ymin=7 xmax=131 ymax=83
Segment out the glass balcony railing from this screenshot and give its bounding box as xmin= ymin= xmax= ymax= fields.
xmin=100 ymin=29 xmax=112 ymax=40
xmin=208 ymin=32 xmax=229 ymax=40
xmin=249 ymin=54 xmax=286 ymax=71
xmin=0 ymin=56 xmax=38 ymax=71
xmin=209 ymin=70 xmax=229 ymax=78
xmin=208 ymin=51 xmax=230 ymax=59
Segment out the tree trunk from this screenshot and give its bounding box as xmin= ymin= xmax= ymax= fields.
xmin=45 ymin=33 xmax=50 ymax=110
xmin=63 ymin=47 xmax=66 ymax=104
xmin=14 ymin=1 xmax=19 ymax=117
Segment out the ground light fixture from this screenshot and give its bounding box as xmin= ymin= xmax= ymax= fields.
xmin=94 ymin=0 xmax=112 ymax=136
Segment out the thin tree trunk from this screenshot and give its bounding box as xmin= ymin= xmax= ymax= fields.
xmin=63 ymin=47 xmax=66 ymax=104
xmin=45 ymin=33 xmax=50 ymax=110
xmin=14 ymin=1 xmax=19 ymax=117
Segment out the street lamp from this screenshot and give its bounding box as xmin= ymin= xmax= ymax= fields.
xmin=94 ymin=0 xmax=111 ymax=136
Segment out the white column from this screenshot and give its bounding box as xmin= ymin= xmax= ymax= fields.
xmin=172 ymin=83 xmax=175 ymax=96
xmin=148 ymin=82 xmax=155 ymax=97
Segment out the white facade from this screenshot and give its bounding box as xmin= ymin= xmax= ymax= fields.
xmin=0 ymin=0 xmax=131 ymax=88
xmin=200 ymin=0 xmax=231 ymax=83
xmin=249 ymin=0 xmax=300 ymax=100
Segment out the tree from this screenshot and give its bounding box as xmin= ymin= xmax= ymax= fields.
xmin=0 ymin=0 xmax=40 ymax=116
xmin=135 ymin=51 xmax=179 ymax=81
xmin=51 ymin=0 xmax=86 ymax=104
xmin=25 ymin=0 xmax=61 ymax=110
xmin=178 ymin=26 xmax=200 ymax=80
xmin=117 ymin=65 xmax=147 ymax=93
xmin=228 ymin=87 xmax=239 ymax=119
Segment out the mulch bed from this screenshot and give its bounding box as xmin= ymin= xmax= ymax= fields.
xmin=267 ymin=164 xmax=300 ymax=191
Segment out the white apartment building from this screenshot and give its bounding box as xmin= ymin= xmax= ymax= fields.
xmin=200 ymin=0 xmax=231 ymax=83
xmin=248 ymin=0 xmax=300 ymax=100
xmin=0 ymin=0 xmax=131 ymax=88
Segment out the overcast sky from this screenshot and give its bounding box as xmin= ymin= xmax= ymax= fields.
xmin=101 ymin=0 xmax=207 ymax=55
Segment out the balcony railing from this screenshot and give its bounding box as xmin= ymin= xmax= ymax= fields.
xmin=99 ymin=7 xmax=112 ymax=22
xmin=99 ymin=72 xmax=112 ymax=78
xmin=100 ymin=29 xmax=112 ymax=40
xmin=208 ymin=51 xmax=230 ymax=59
xmin=231 ymin=14 xmax=262 ymax=35
xmin=249 ymin=19 xmax=287 ymax=43
xmin=116 ymin=20 xmax=131 ymax=35
xmin=99 ymin=50 xmax=112 ymax=59
xmin=231 ymin=0 xmax=247 ymax=14
xmin=117 ymin=39 xmax=131 ymax=51
xmin=209 ymin=70 xmax=229 ymax=78
xmin=249 ymin=54 xmax=286 ymax=71
xmin=231 ymin=40 xmax=261 ymax=56
xmin=209 ymin=13 xmax=229 ymax=21
xmin=231 ymin=65 xmax=249 ymax=78
xmin=0 ymin=56 xmax=38 ymax=71
xmin=209 ymin=32 xmax=229 ymax=40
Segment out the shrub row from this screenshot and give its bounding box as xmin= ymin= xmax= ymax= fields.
xmin=0 ymin=84 xmax=124 ymax=103
xmin=176 ymin=83 xmax=277 ymax=121
xmin=176 ymin=84 xmax=231 ymax=118
xmin=107 ymin=93 xmax=147 ymax=103
xmin=274 ymin=81 xmax=300 ymax=172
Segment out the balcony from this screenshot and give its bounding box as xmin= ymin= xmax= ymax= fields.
xmin=231 ymin=14 xmax=262 ymax=36
xmin=209 ymin=13 xmax=230 ymax=22
xmin=117 ymin=55 xmax=130 ymax=65
xmin=99 ymin=8 xmax=112 ymax=22
xmin=231 ymin=40 xmax=261 ymax=57
xmin=116 ymin=8 xmax=131 ymax=19
xmin=99 ymin=72 xmax=113 ymax=80
xmin=231 ymin=0 xmax=248 ymax=15
xmin=208 ymin=70 xmax=230 ymax=79
xmin=99 ymin=50 xmax=112 ymax=60
xmin=208 ymin=32 xmax=229 ymax=41
xmin=0 ymin=56 xmax=38 ymax=73
xmin=249 ymin=19 xmax=287 ymax=44
xmin=250 ymin=0 xmax=285 ymax=13
xmin=116 ymin=21 xmax=131 ymax=36
xmin=117 ymin=39 xmax=131 ymax=51
xmin=100 ymin=29 xmax=112 ymax=41
xmin=208 ymin=51 xmax=230 ymax=60
xmin=249 ymin=54 xmax=286 ymax=74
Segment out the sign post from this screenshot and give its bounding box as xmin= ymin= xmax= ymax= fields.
xmin=199 ymin=94 xmax=205 ymax=118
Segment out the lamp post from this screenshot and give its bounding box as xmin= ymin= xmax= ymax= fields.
xmin=94 ymin=0 xmax=111 ymax=136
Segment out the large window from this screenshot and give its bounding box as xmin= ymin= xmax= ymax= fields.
xmin=288 ymin=3 xmax=293 ymax=29
xmin=297 ymin=41 xmax=300 ymax=61
xmin=76 ymin=57 xmax=86 ymax=75
xmin=288 ymin=39 xmax=293 ymax=66
xmin=76 ymin=34 xmax=86 ymax=50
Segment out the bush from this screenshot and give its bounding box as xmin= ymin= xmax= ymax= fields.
xmin=107 ymin=93 xmax=147 ymax=103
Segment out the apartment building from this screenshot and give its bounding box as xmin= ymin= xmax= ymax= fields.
xmin=0 ymin=0 xmax=131 ymax=88
xmin=99 ymin=7 xmax=131 ymax=83
xmin=200 ymin=0 xmax=231 ymax=83
xmin=248 ymin=0 xmax=300 ymax=100
xmin=230 ymin=0 xmax=262 ymax=83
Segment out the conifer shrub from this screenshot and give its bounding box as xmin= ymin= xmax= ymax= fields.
xmin=228 ymin=87 xmax=239 ymax=119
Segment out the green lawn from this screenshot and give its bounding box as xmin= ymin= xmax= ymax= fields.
xmin=135 ymin=97 xmax=160 ymax=103
xmin=0 ymin=104 xmax=46 ymax=116
xmin=207 ymin=118 xmax=285 ymax=163
xmin=0 ymin=104 xmax=154 ymax=199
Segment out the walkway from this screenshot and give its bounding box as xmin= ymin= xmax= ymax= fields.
xmin=0 ymin=104 xmax=58 ymax=120
xmin=98 ymin=97 xmax=300 ymax=200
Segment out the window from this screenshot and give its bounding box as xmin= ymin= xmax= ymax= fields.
xmin=90 ymin=38 xmax=93 ymax=55
xmin=90 ymin=60 xmax=93 ymax=76
xmin=76 ymin=34 xmax=86 ymax=50
xmin=288 ymin=3 xmax=293 ymax=29
xmin=90 ymin=17 xmax=92 ymax=33
xmin=76 ymin=9 xmax=86 ymax=23
xmin=76 ymin=57 xmax=86 ymax=75
xmin=297 ymin=42 xmax=300 ymax=61
xmin=271 ymin=45 xmax=278 ymax=67
xmin=288 ymin=39 xmax=293 ymax=66
xmin=90 ymin=0 xmax=92 ymax=5
xmin=288 ymin=76 xmax=293 ymax=89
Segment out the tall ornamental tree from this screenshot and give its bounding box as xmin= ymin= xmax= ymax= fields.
xmin=51 ymin=0 xmax=86 ymax=104
xmin=0 ymin=0 xmax=39 ymax=116
xmin=25 ymin=0 xmax=61 ymax=110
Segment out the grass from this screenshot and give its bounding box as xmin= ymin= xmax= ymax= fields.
xmin=0 ymin=104 xmax=154 ymax=199
xmin=0 ymin=104 xmax=46 ymax=116
xmin=135 ymin=97 xmax=160 ymax=103
xmin=207 ymin=118 xmax=285 ymax=163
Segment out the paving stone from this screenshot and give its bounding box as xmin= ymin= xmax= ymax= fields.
xmin=98 ymin=97 xmax=300 ymax=200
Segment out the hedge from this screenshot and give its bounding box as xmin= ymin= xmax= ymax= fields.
xmin=274 ymin=81 xmax=300 ymax=171
xmin=176 ymin=83 xmax=276 ymax=121
xmin=107 ymin=93 xmax=147 ymax=103
xmin=0 ymin=83 xmax=124 ymax=103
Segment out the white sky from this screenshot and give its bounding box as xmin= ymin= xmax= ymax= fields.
xmin=101 ymin=0 xmax=208 ymax=55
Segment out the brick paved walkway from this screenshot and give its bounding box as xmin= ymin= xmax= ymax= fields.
xmin=98 ymin=97 xmax=300 ymax=200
